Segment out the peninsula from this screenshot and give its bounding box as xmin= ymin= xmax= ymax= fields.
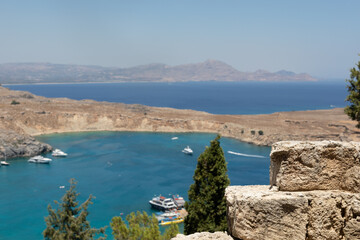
xmin=0 ymin=60 xmax=316 ymax=84
xmin=0 ymin=86 xmax=357 ymax=159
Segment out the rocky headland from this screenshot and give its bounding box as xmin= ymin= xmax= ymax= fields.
xmin=0 ymin=86 xmax=359 ymax=159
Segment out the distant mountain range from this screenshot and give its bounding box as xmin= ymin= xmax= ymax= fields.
xmin=0 ymin=60 xmax=316 ymax=84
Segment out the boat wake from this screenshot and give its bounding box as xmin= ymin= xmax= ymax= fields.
xmin=227 ymin=151 xmax=265 ymax=158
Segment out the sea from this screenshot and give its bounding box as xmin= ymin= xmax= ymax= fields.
xmin=0 ymin=81 xmax=348 ymax=239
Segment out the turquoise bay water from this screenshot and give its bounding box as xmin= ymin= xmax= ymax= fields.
xmin=0 ymin=132 xmax=270 ymax=239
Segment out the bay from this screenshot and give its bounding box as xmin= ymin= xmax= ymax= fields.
xmin=0 ymin=81 xmax=345 ymax=238
xmin=0 ymin=132 xmax=270 ymax=239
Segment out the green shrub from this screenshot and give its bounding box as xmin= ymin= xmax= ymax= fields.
xmin=11 ymin=100 xmax=20 ymax=105
xmin=258 ymin=130 xmax=264 ymax=135
xmin=251 ymin=130 xmax=255 ymax=135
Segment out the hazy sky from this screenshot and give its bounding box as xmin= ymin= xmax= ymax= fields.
xmin=0 ymin=0 xmax=359 ymax=79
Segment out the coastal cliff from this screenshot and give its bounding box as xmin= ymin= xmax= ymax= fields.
xmin=0 ymin=86 xmax=359 ymax=158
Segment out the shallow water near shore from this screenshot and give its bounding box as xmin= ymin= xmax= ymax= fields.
xmin=0 ymin=132 xmax=270 ymax=239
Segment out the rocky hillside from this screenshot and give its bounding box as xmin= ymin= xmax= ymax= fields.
xmin=0 ymin=60 xmax=316 ymax=84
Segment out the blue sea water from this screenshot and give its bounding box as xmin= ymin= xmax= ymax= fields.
xmin=6 ymin=81 xmax=347 ymax=114
xmin=0 ymin=132 xmax=270 ymax=239
xmin=0 ymin=81 xmax=347 ymax=239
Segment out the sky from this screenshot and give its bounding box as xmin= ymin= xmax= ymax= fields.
xmin=0 ymin=0 xmax=359 ymax=79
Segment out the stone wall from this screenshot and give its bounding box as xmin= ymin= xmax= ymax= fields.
xmin=225 ymin=141 xmax=360 ymax=240
xmin=270 ymin=141 xmax=360 ymax=192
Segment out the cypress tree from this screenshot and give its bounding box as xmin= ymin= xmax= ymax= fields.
xmin=345 ymin=54 xmax=360 ymax=127
xmin=184 ymin=135 xmax=230 ymax=235
xmin=43 ymin=179 xmax=106 ymax=240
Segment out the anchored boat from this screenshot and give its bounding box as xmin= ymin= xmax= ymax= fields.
xmin=182 ymin=146 xmax=193 ymax=155
xmin=28 ymin=156 xmax=52 ymax=164
xmin=149 ymin=195 xmax=177 ymax=211
xmin=52 ymin=149 xmax=68 ymax=157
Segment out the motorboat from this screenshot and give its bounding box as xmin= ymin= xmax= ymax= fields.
xmin=155 ymin=210 xmax=180 ymax=222
xmin=182 ymin=146 xmax=193 ymax=155
xmin=171 ymin=137 xmax=178 ymax=140
xmin=172 ymin=194 xmax=185 ymax=208
xmin=0 ymin=161 xmax=9 ymax=166
xmin=28 ymin=156 xmax=52 ymax=164
xmin=52 ymin=149 xmax=68 ymax=157
xmin=149 ymin=195 xmax=177 ymax=211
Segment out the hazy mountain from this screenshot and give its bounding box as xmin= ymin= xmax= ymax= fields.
xmin=0 ymin=60 xmax=317 ymax=84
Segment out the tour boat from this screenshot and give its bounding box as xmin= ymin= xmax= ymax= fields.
xmin=182 ymin=146 xmax=193 ymax=155
xmin=28 ymin=156 xmax=52 ymax=164
xmin=52 ymin=149 xmax=68 ymax=157
xmin=149 ymin=195 xmax=177 ymax=211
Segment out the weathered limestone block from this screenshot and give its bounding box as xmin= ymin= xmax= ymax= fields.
xmin=226 ymin=185 xmax=309 ymax=240
xmin=226 ymin=185 xmax=360 ymax=240
xmin=171 ymin=232 xmax=233 ymax=240
xmin=270 ymin=141 xmax=360 ymax=192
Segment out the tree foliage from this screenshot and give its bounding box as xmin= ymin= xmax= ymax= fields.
xmin=162 ymin=224 xmax=179 ymax=240
xmin=184 ymin=135 xmax=230 ymax=235
xmin=110 ymin=211 xmax=178 ymax=240
xmin=345 ymin=54 xmax=360 ymax=127
xmin=43 ymin=179 xmax=106 ymax=240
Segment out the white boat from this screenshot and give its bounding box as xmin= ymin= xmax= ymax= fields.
xmin=52 ymin=149 xmax=68 ymax=157
xmin=171 ymin=137 xmax=178 ymax=140
xmin=28 ymin=156 xmax=52 ymax=164
xmin=0 ymin=161 xmax=9 ymax=166
xmin=149 ymin=195 xmax=177 ymax=211
xmin=1 ymin=149 xmax=9 ymax=166
xmin=155 ymin=210 xmax=180 ymax=222
xmin=182 ymin=146 xmax=193 ymax=155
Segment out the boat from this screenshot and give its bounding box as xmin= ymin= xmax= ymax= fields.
xmin=155 ymin=210 xmax=180 ymax=222
xmin=52 ymin=149 xmax=68 ymax=157
xmin=1 ymin=161 xmax=10 ymax=166
xmin=159 ymin=217 xmax=184 ymax=226
xmin=171 ymin=137 xmax=178 ymax=140
xmin=182 ymin=146 xmax=193 ymax=155
xmin=28 ymin=156 xmax=52 ymax=164
xmin=172 ymin=194 xmax=185 ymax=208
xmin=149 ymin=195 xmax=177 ymax=211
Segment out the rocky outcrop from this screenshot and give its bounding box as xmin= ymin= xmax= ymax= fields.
xmin=225 ymin=141 xmax=360 ymax=240
xmin=226 ymin=186 xmax=360 ymax=240
xmin=0 ymin=129 xmax=52 ymax=159
xmin=172 ymin=232 xmax=234 ymax=240
xmin=270 ymin=141 xmax=360 ymax=192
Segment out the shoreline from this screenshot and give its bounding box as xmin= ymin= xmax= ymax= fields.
xmin=0 ymin=86 xmax=358 ymax=158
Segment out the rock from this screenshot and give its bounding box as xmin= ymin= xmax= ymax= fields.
xmin=171 ymin=232 xmax=233 ymax=240
xmin=270 ymin=141 xmax=360 ymax=192
xmin=226 ymin=185 xmax=308 ymax=240
xmin=0 ymin=129 xmax=52 ymax=159
xmin=226 ymin=185 xmax=360 ymax=240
